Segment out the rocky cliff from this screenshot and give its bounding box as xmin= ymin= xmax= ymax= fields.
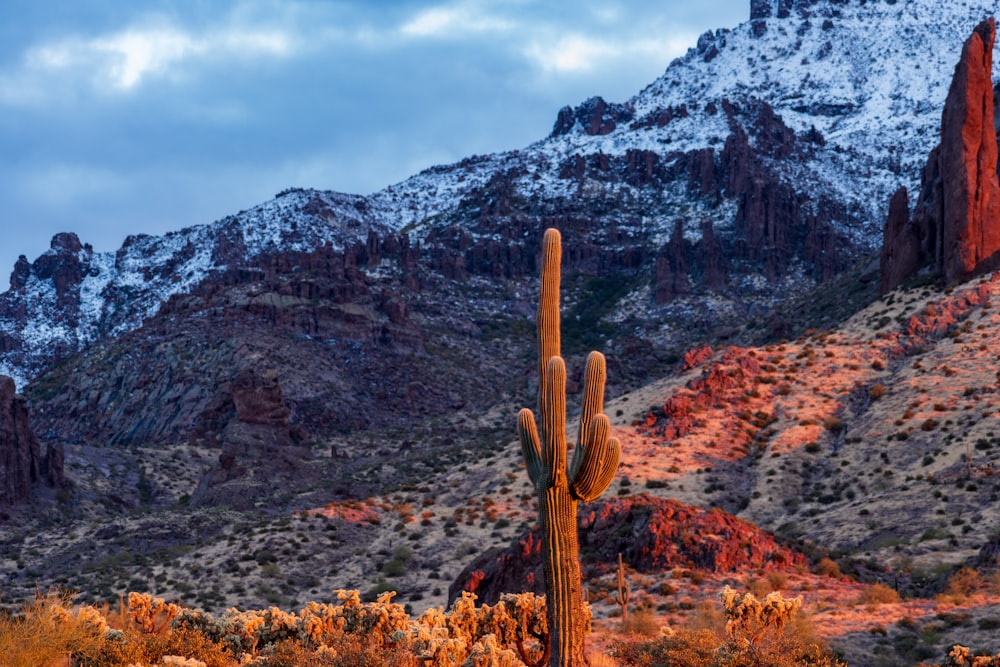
xmin=0 ymin=375 xmax=61 ymax=506
xmin=881 ymin=18 xmax=1000 ymax=292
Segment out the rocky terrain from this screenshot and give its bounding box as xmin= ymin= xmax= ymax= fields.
xmin=2 ymin=2 xmax=1000 ymax=666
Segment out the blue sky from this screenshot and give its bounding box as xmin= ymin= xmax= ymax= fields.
xmin=0 ymin=1 xmax=749 ymax=278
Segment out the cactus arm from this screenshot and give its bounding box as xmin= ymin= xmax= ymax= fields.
xmin=518 ymin=408 xmax=544 ymax=487
xmin=576 ymin=352 xmax=606 ymax=445
xmin=570 ymin=351 xmax=619 ymax=500
xmin=570 ymin=351 xmax=606 ymax=479
xmin=571 ymin=421 xmax=621 ymax=502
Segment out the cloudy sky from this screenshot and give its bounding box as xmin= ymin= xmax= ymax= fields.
xmin=0 ymin=0 xmax=749 ymax=278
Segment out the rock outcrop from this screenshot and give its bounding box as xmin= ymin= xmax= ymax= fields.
xmin=939 ymin=19 xmax=1000 ymax=283
xmin=192 ymin=368 xmax=310 ymax=508
xmin=449 ymin=494 xmax=805 ymax=606
xmin=551 ymin=96 xmax=634 ymax=137
xmin=881 ymin=19 xmax=1000 ymax=292
xmin=0 ymin=375 xmax=62 ymax=505
xmin=880 ymin=187 xmax=919 ymax=293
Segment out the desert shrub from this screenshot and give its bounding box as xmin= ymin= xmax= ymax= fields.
xmin=611 ymin=587 xmax=844 ymax=667
xmin=941 ymin=567 xmax=982 ymax=602
xmin=612 ymin=627 xmax=721 ymax=666
xmin=815 ymin=558 xmax=841 ymax=579
xmin=621 ymin=609 xmax=661 ymax=637
xmin=823 ymin=417 xmax=846 ymax=434
xmin=461 ymin=633 xmax=522 ymax=667
xmin=766 ymin=572 xmax=788 ymax=591
xmin=0 ymin=593 xmax=107 ymax=667
xmin=858 ymin=582 xmax=900 ymax=607
xmin=258 ymin=633 xmax=415 ymax=667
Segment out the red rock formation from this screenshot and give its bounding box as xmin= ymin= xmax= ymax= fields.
xmin=881 ymin=19 xmax=1000 ymax=292
xmin=720 ymin=104 xmax=803 ymax=281
xmin=0 ymin=376 xmax=39 ymax=504
xmin=686 ymin=148 xmax=720 ymax=199
xmin=449 ymin=494 xmax=805 ymax=605
xmin=29 ymin=233 xmax=88 ymax=313
xmin=623 ymin=149 xmax=666 ymax=186
xmin=682 ymin=344 xmax=714 ymax=371
xmin=880 ymin=187 xmax=920 ymax=293
xmin=0 ymin=375 xmax=62 ymax=505
xmin=940 ymin=19 xmax=1000 ymax=283
xmin=645 ymin=346 xmax=762 ymax=440
xmin=654 ymin=221 xmax=691 ymax=304
xmin=231 ymin=369 xmax=290 ymax=427
xmin=8 ymin=256 xmax=29 ymax=292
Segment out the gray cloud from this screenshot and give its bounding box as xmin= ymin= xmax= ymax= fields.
xmin=0 ymin=0 xmax=748 ymax=276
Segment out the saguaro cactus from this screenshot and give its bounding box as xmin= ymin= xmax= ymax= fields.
xmin=615 ymin=552 xmax=630 ymax=625
xmin=518 ymin=228 xmax=621 ymax=666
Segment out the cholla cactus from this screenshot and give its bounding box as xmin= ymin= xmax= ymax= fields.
xmin=517 ymin=228 xmax=621 ymax=666
xmin=161 ymin=657 xmax=208 ymax=667
xmin=949 ymin=645 xmax=1000 ymax=667
xmin=720 ymin=585 xmax=802 ymax=650
xmin=126 ymin=592 xmax=180 ymax=635
xmin=463 ymin=633 xmax=523 ymax=667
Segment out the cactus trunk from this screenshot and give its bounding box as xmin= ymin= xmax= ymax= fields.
xmin=540 ymin=486 xmax=585 ymax=666
xmin=518 ymin=228 xmax=621 ymax=667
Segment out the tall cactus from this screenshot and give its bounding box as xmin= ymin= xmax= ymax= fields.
xmin=518 ymin=228 xmax=621 ymax=666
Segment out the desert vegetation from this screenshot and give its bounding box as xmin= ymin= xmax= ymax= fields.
xmin=0 ymin=585 xmax=853 ymax=667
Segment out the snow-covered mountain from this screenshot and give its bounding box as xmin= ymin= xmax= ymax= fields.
xmin=1 ymin=0 xmax=997 ymax=389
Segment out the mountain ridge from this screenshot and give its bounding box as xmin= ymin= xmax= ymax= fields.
xmin=1 ymin=0 xmax=997 ymax=391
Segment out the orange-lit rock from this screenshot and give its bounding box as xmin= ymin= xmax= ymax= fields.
xmin=449 ymin=494 xmax=804 ymax=606
xmin=881 ymin=18 xmax=1000 ymax=292
xmin=940 ymin=18 xmax=1000 ymax=283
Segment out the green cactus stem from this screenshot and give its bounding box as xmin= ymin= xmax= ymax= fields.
xmin=615 ymin=552 xmax=630 ymax=625
xmin=518 ymin=228 xmax=621 ymax=667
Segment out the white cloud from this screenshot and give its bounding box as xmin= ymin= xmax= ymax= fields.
xmin=524 ymin=31 xmax=694 ymax=74
xmin=400 ymin=3 xmax=514 ymax=38
xmin=2 ymin=20 xmax=293 ymax=100
xmin=92 ymin=28 xmax=201 ymax=88
xmin=525 ymin=34 xmax=617 ymax=73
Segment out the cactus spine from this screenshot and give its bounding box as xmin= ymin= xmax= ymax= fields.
xmin=518 ymin=228 xmax=621 ymax=666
